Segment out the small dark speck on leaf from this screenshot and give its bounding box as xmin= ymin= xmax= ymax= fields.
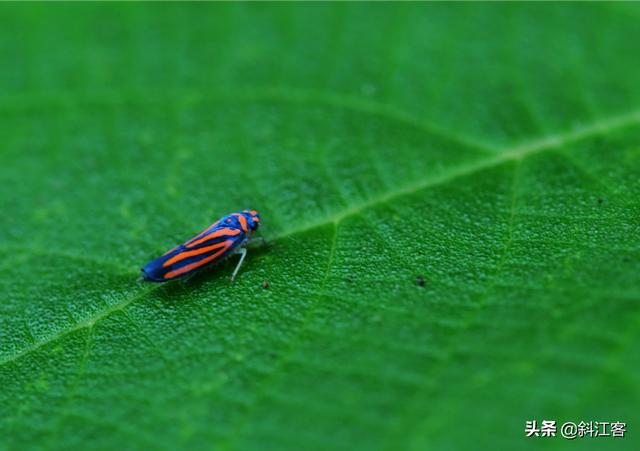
xmin=346 ymin=277 xmax=353 ymax=284
xmin=416 ymin=276 xmax=426 ymax=287
xmin=262 ymin=280 xmax=269 ymax=289
xmin=597 ymin=198 xmax=604 ymax=204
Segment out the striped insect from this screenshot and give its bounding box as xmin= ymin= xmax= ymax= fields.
xmin=141 ymin=210 xmax=262 ymax=282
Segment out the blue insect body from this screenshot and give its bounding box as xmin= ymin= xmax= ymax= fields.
xmin=141 ymin=210 xmax=261 ymax=282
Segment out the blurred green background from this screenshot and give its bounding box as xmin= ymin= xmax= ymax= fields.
xmin=1 ymin=3 xmax=639 ymax=451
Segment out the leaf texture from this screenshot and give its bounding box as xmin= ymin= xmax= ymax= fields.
xmin=0 ymin=3 xmax=639 ymax=451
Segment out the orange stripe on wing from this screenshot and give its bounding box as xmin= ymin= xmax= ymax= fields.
xmin=163 ymin=241 xmax=229 ymax=267
xmin=164 ymin=240 xmax=233 ymax=279
xmin=186 ymin=227 xmax=241 ymax=248
xmin=237 ymin=214 xmax=248 ymax=232
xmin=185 ymin=220 xmax=220 ymax=245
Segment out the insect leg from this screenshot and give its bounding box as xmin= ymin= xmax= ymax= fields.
xmin=230 ymin=247 xmax=247 ymax=282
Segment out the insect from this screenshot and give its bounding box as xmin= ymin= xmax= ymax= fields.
xmin=141 ymin=210 xmax=262 ymax=283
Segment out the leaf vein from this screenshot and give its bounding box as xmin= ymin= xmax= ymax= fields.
xmin=218 ymin=222 xmax=340 ymax=450
xmin=2 ymin=109 xmax=638 ymax=368
xmin=279 ymin=109 xmax=640 ymax=238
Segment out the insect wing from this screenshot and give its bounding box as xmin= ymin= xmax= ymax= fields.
xmin=142 ymin=223 xmax=245 ymax=281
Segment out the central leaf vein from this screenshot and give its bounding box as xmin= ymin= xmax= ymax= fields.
xmin=1 ymin=110 xmax=638 ymax=368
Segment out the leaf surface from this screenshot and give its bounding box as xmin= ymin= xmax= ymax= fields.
xmin=1 ymin=4 xmax=639 ymax=451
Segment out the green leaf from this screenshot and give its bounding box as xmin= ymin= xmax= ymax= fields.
xmin=1 ymin=3 xmax=639 ymax=450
